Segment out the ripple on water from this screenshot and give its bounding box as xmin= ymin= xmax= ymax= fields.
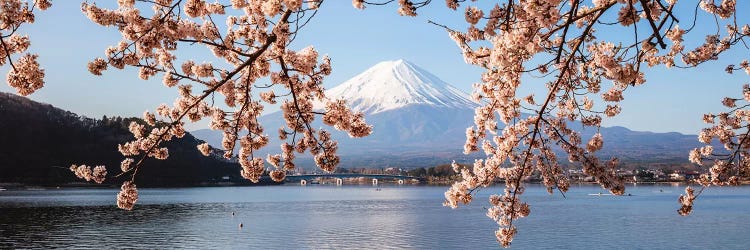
xmin=1 ymin=185 xmax=749 ymax=249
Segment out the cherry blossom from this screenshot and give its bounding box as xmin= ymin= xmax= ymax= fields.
xmin=1 ymin=0 xmax=748 ymax=247
xmin=1 ymin=0 xmax=51 ymax=96
xmin=358 ymin=0 xmax=748 ymax=246
xmin=79 ymin=0 xmax=371 ymax=208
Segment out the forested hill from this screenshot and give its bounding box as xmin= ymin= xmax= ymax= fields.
xmin=0 ymin=92 xmax=246 ymax=186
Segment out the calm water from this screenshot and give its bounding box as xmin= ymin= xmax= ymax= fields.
xmin=1 ymin=184 xmax=749 ymax=249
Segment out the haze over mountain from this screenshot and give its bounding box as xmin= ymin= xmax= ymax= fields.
xmin=192 ymin=59 xmax=703 ymax=169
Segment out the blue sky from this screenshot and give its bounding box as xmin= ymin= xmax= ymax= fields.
xmin=1 ymin=1 xmax=748 ymax=134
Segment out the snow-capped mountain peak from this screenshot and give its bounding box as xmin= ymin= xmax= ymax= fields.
xmin=324 ymin=59 xmax=477 ymax=114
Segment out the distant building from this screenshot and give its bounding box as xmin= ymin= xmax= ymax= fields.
xmin=670 ymin=173 xmax=686 ymax=181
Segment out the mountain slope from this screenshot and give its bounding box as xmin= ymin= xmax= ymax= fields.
xmin=0 ymin=92 xmax=246 ymax=186
xmin=193 ymin=60 xmax=704 ymax=169
xmin=321 ymin=59 xmax=477 ymax=114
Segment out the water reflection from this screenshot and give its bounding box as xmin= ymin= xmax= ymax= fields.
xmin=1 ymin=185 xmax=749 ymax=249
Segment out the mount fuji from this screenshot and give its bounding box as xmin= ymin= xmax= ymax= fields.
xmin=192 ymin=60 xmax=704 ymax=169
xmin=311 ymin=59 xmax=478 ymax=148
xmin=321 ymin=59 xmax=477 ymax=114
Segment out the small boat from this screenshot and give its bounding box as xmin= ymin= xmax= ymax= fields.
xmin=587 ymin=193 xmax=634 ymax=196
xmin=0 ymin=188 xmax=6 ymax=191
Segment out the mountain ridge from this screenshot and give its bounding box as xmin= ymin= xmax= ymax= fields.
xmin=319 ymin=59 xmax=477 ymax=114
xmin=0 ymin=91 xmax=255 ymax=186
xmin=193 ymin=60 xmax=702 ymax=169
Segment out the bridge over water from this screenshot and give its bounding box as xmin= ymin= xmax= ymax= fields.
xmin=285 ymin=173 xmax=425 ymax=185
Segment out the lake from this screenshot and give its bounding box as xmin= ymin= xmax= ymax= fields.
xmin=1 ymin=184 xmax=748 ymax=249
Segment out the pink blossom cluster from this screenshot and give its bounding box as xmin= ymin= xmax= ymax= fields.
xmin=6 ymin=54 xmax=44 ymax=96
xmin=437 ymin=1 xmax=632 ymax=245
xmin=322 ymin=100 xmax=372 ymax=138
xmin=78 ymin=0 xmax=371 ymax=208
xmin=117 ymin=181 xmax=138 ymax=210
xmin=197 ymin=142 xmax=211 ymax=156
xmin=686 ymin=84 xmax=750 ymax=214
xmin=699 ymin=0 xmax=736 ymax=19
xmin=352 ymin=0 xmax=364 ymax=10
xmin=397 ymin=0 xmax=417 ymax=17
xmin=1 ymin=0 xmax=50 ymax=96
xmin=70 ymin=164 xmax=107 ymax=184
xmin=358 ymin=0 xmax=745 ymax=246
xmin=120 ymin=158 xmax=134 ymax=172
xmin=677 ymin=186 xmax=696 ymax=216
xmin=2 ymin=0 xmax=743 ymax=245
xmin=118 ymin=120 xmax=177 ymax=161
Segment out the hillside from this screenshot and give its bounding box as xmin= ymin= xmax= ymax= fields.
xmin=0 ymin=92 xmax=251 ymax=186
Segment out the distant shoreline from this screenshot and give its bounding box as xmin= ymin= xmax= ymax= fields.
xmin=0 ymin=181 xmax=283 ymax=190
xmin=2 ymin=180 xmax=749 ymax=191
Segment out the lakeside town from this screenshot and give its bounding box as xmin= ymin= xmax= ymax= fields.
xmin=280 ymin=165 xmax=717 ymax=186
xmin=0 ymin=165 xmax=715 ymax=190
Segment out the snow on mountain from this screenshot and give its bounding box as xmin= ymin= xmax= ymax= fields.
xmin=322 ymin=59 xmax=477 ymax=114
xmin=194 ymin=59 xmax=480 ymax=168
xmin=308 ymin=59 xmax=476 ymax=148
xmin=192 ymin=59 xmax=703 ymax=169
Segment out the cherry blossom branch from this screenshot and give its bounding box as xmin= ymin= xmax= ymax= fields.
xmin=506 ymin=7 xmax=609 ymax=233
xmin=278 ymin=56 xmax=337 ymax=170
xmin=640 ymin=0 xmax=667 ymax=49
xmin=1 ymin=0 xmax=50 ymax=96
xmin=0 ymin=36 xmax=18 ymax=71
xmin=122 ymin=16 xmax=285 ymax=179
